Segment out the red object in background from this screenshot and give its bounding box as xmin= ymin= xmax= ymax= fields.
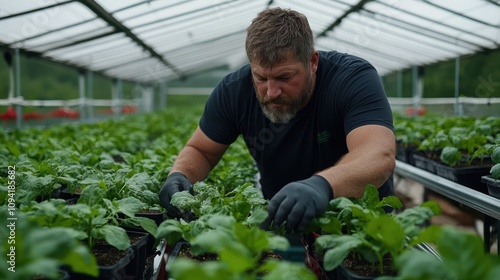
xmin=404 ymin=106 xmax=427 ymax=116
xmin=48 ymin=107 xmax=80 ymax=119
xmin=103 ymin=106 xmax=138 ymax=114
xmin=121 ymin=105 xmax=137 ymax=114
xmin=23 ymin=111 xmax=46 ymax=120
xmin=0 ymin=106 xmax=17 ymax=120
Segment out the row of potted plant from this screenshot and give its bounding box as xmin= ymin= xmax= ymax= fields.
xmin=2 ymin=108 xmax=499 ymax=279
xmin=394 ymin=112 xmax=500 ymax=197
xmin=0 ymin=107 xmax=213 ymax=279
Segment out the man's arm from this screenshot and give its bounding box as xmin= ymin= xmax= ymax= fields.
xmin=170 ymin=126 xmax=230 ymax=183
xmin=316 ymin=124 xmax=396 ymax=198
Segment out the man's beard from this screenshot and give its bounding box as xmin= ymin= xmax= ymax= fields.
xmin=256 ymin=73 xmax=314 ymax=124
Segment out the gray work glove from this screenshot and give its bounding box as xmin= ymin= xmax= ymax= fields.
xmin=263 ymin=175 xmax=333 ymax=232
xmin=158 ymin=172 xmax=194 ymax=220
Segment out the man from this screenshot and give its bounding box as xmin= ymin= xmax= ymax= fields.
xmin=159 ymin=7 xmax=395 ymax=233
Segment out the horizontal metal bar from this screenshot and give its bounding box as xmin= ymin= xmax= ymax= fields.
xmin=394 ymin=160 xmax=500 ymax=220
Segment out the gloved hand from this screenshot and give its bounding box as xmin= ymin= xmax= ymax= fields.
xmin=158 ymin=172 xmax=193 ymax=219
xmin=263 ymin=175 xmax=333 ymax=232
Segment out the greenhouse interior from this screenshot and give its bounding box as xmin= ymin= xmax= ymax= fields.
xmin=1 ymin=0 xmax=499 ymax=279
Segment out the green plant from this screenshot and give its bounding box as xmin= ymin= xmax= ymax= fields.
xmin=170 ymin=181 xmax=267 ymax=222
xmin=0 ymin=207 xmax=98 ymax=280
xmin=167 ymin=214 xmax=316 ymax=280
xmin=490 ymin=146 xmax=500 ymax=179
xmin=314 ymin=185 xmax=441 ymax=275
xmin=380 ymin=226 xmax=500 ymax=280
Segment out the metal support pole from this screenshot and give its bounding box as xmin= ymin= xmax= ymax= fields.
xmin=78 ymin=69 xmax=86 ymax=122
xmin=159 ymin=81 xmax=167 ymax=110
xmin=454 ymin=57 xmax=462 ymax=115
xmin=15 ymin=48 xmax=22 ymax=128
xmin=411 ymin=66 xmax=419 ymax=117
xmin=114 ymin=78 xmax=122 ymax=120
xmin=397 ymin=70 xmax=402 ymax=98
xmin=87 ymin=69 xmax=94 ymax=122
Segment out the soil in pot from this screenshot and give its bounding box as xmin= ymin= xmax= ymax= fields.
xmin=340 ymin=252 xmax=397 ymax=278
xmin=169 ymin=242 xmax=283 ymax=277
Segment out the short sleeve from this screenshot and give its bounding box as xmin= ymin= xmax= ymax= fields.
xmin=199 ymin=80 xmax=240 ymax=145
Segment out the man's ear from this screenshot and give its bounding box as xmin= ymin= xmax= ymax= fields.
xmin=310 ymin=51 xmax=319 ymax=72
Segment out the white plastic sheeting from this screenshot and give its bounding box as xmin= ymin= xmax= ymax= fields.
xmin=0 ymin=0 xmax=499 ymax=83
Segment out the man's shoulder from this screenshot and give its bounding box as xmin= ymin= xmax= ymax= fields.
xmin=319 ymin=50 xmax=373 ymax=70
xmin=221 ymin=64 xmax=252 ymax=86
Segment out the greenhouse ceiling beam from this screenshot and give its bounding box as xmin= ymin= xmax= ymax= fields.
xmin=360 ymin=9 xmax=483 ymax=51
xmin=75 ymin=0 xmax=185 ymax=79
xmin=101 ymin=29 xmax=246 ymax=72
xmin=316 ymin=0 xmax=372 ymax=38
xmin=372 ymin=0 xmax=498 ymax=48
xmin=11 ymin=17 xmax=100 ymax=46
xmin=132 ymin=0 xmax=242 ymax=30
xmin=485 ymin=0 xmax=500 ymax=7
xmin=0 ymin=0 xmax=75 ymax=21
xmin=422 ymin=0 xmax=498 ymax=28
xmin=119 ymin=0 xmax=191 ymax=24
xmin=0 ymin=43 xmax=137 ymax=84
xmin=11 ymin=0 xmax=161 ymax=45
xmin=316 ymin=37 xmax=412 ymax=65
xmin=41 ymin=30 xmax=120 ymax=52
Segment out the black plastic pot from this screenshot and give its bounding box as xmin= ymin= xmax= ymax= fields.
xmin=302 ymin=232 xmax=336 ymax=280
xmin=65 ymin=245 xmax=134 ymax=280
xmin=412 ymin=153 xmax=437 ymax=174
xmin=125 ymin=230 xmax=150 ymax=280
xmin=435 ymin=162 xmax=490 ymax=194
xmin=337 ymin=264 xmax=377 ymax=280
xmin=136 ymin=209 xmax=167 ymax=226
xmin=482 ymin=175 xmax=500 ymax=199
xmin=334 ymin=242 xmax=441 ymax=280
xmin=396 ymin=145 xmax=417 ymax=165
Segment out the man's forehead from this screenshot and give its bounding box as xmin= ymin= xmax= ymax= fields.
xmin=251 ymin=56 xmax=302 ymax=74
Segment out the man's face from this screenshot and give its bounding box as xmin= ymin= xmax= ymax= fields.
xmin=251 ymin=51 xmax=319 ymax=124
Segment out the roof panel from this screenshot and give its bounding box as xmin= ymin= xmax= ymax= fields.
xmin=0 ymin=1 xmax=97 ymax=46
xmin=0 ymin=0 xmax=498 ymax=83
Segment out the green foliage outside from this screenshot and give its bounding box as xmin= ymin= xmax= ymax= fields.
xmin=1 ymin=48 xmax=499 ymax=105
xmin=383 ymin=48 xmax=500 ymax=98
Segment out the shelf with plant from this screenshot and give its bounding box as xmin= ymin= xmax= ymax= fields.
xmin=310 ymin=185 xmax=441 ymax=279
xmin=380 ymin=225 xmax=500 ymax=280
xmin=481 ymin=145 xmax=500 ymax=198
xmin=0 ymin=206 xmax=99 ymax=280
xmin=156 ymin=211 xmax=316 ymax=280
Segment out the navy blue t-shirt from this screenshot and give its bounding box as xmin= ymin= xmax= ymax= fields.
xmin=199 ymin=51 xmax=394 ymax=199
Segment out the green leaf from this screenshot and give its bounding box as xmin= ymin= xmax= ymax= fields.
xmin=155 ymin=220 xmax=183 ymax=246
xmin=492 ymin=147 xmax=500 ymax=164
xmin=171 ymin=259 xmax=231 ymax=280
xmin=320 ymin=235 xmax=363 ymax=271
xmin=92 ymin=225 xmax=130 ymax=250
xmin=218 ymin=244 xmax=254 ymax=273
xmin=440 ymin=146 xmax=462 ymax=166
xmin=115 ymin=197 xmax=147 ymax=218
xmin=136 ymin=216 xmax=158 ymax=236
xmin=366 ymin=215 xmax=405 ymax=254
xmin=79 ymin=184 xmax=105 ymax=206
xmin=490 ymin=164 xmax=500 ymax=180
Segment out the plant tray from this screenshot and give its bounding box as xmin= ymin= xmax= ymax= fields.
xmin=65 ymin=246 xmax=133 ymax=280
xmin=481 ymin=175 xmax=500 ymax=199
xmin=125 ymin=231 xmax=150 ymax=279
xmin=412 ymin=153 xmax=437 ymax=174
xmin=434 ymin=163 xmax=490 ymax=194
xmin=396 ymin=146 xmax=417 ymax=165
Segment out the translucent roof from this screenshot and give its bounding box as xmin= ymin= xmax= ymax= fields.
xmin=1 ymin=0 xmax=498 ymax=83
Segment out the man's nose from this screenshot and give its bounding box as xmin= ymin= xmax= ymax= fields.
xmin=266 ymin=80 xmax=282 ymax=99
